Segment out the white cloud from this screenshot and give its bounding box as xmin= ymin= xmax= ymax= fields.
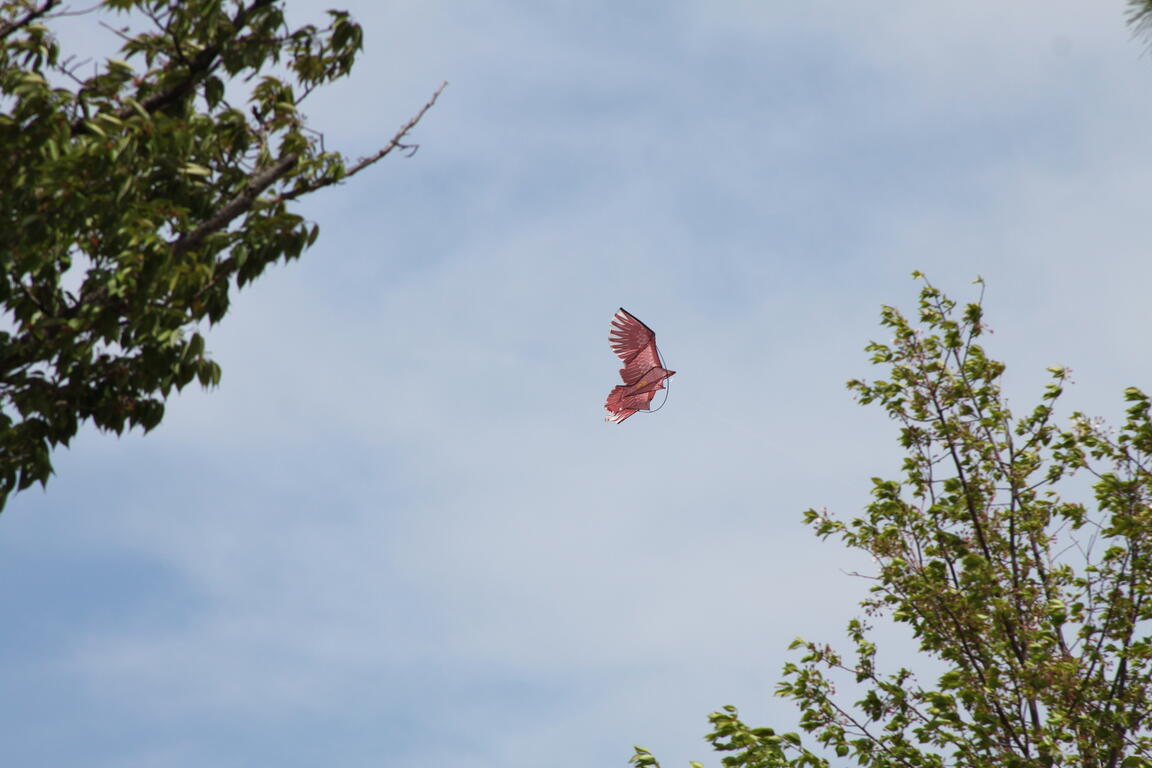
xmin=6 ymin=1 xmax=1152 ymax=766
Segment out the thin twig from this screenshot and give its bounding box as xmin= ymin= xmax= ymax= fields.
xmin=96 ymin=19 xmax=134 ymax=43
xmin=46 ymin=1 xmax=101 ymax=18
xmin=277 ymin=80 xmax=448 ymax=203
xmin=178 ymin=81 xmax=447 ymax=307
xmin=51 ymin=53 xmax=80 ymax=82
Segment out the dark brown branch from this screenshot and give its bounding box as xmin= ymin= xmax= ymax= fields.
xmin=922 ymin=359 xmax=1037 ymax=751
xmin=135 ymin=0 xmax=275 ymax=114
xmin=0 ymin=0 xmax=60 ymax=41
xmin=277 ymin=80 xmax=448 ymax=203
xmin=171 ymin=152 xmax=299 ymax=258
xmin=899 ymin=566 xmax=1030 ymax=755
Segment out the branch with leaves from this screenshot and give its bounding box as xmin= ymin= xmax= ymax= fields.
xmin=634 ymin=277 xmax=1152 ymax=768
xmin=0 ymin=0 xmax=59 ymax=41
xmin=0 ymin=0 xmax=445 ymax=508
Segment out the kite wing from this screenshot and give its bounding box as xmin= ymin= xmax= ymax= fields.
xmin=604 ymin=308 xmax=675 ymax=423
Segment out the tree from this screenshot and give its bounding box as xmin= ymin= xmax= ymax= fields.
xmin=0 ymin=0 xmax=443 ymax=509
xmin=634 ymin=276 xmax=1152 ymax=767
xmin=1131 ymin=0 xmax=1152 ymax=37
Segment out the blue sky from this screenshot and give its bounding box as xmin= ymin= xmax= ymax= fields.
xmin=5 ymin=1 xmax=1152 ymax=766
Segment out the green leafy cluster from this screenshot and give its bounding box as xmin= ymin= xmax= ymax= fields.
xmin=0 ymin=1 xmax=432 ymax=508
xmin=1130 ymin=1 xmax=1152 ymax=38
xmin=637 ymin=277 xmax=1152 ymax=767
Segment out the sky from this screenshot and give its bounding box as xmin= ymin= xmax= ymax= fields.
xmin=4 ymin=1 xmax=1152 ymax=766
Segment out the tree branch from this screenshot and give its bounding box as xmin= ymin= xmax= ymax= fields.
xmin=171 ymin=152 xmax=300 ymax=258
xmin=70 ymin=0 xmax=276 ymax=135
xmin=0 ymin=0 xmax=60 ymax=41
xmin=178 ymin=82 xmax=446 ymax=304
xmin=277 ymin=80 xmax=448 ymax=203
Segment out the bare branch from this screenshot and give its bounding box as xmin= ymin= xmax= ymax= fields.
xmin=47 ymin=1 xmax=101 ymax=18
xmin=277 ymin=80 xmax=448 ymax=203
xmin=52 ymin=54 xmax=92 ymax=87
xmin=168 ymin=83 xmax=446 ymax=319
xmin=96 ymin=19 xmax=133 ymax=43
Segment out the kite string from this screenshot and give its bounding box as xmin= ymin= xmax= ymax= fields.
xmin=644 ymin=345 xmax=671 ymax=414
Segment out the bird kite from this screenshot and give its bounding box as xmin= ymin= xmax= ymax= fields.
xmin=604 ymin=308 xmax=675 ymax=423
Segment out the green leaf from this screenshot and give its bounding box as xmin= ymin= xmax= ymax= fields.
xmin=181 ymin=162 xmax=212 ymax=177
xmin=0 ymin=0 xmax=431 ymax=514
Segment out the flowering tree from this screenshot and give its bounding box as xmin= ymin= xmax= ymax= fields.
xmin=635 ymin=277 xmax=1152 ymax=767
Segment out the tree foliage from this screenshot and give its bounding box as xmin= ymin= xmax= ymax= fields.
xmin=1130 ymin=0 xmax=1152 ymax=38
xmin=0 ymin=0 xmax=442 ymax=509
xmin=635 ymin=277 xmax=1152 ymax=767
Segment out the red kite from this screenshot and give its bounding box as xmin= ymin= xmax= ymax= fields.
xmin=604 ymin=308 xmax=675 ymax=423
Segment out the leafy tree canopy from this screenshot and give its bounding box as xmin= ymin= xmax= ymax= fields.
xmin=635 ymin=277 xmax=1152 ymax=767
xmin=0 ymin=0 xmax=443 ymax=509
